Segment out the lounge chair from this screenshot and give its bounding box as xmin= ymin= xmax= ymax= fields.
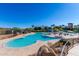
xmin=37 ymin=40 xmax=71 ymax=56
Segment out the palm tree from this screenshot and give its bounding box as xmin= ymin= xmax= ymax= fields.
xmin=31 ymin=25 xmax=35 ymax=31
xmin=61 ymin=25 xmax=65 ymax=28
xmin=51 ymin=24 xmax=55 ymax=27
xmin=31 ymin=25 xmax=35 ymax=28
xmin=51 ymin=24 xmax=55 ymax=29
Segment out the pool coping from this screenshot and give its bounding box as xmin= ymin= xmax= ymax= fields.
xmin=0 ymin=32 xmax=35 ymax=48
xmin=3 ymin=32 xmax=60 ymax=49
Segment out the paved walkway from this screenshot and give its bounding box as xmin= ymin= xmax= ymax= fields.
xmin=67 ymin=43 xmax=79 ymax=56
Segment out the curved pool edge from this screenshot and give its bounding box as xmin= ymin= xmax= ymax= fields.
xmin=4 ymin=38 xmax=60 ymax=49
xmin=0 ymin=33 xmax=35 ymax=48
xmin=4 ymin=32 xmax=60 ymax=48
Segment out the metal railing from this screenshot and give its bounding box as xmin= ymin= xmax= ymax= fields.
xmin=60 ymin=40 xmax=69 ymax=56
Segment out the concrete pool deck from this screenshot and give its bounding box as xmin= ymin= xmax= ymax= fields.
xmin=0 ymin=32 xmax=60 ymax=56
xmin=67 ymin=43 xmax=79 ymax=56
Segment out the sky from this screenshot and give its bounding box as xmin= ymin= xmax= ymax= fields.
xmin=0 ymin=3 xmax=79 ymax=28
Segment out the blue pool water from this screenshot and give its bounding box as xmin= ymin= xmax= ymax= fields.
xmin=6 ymin=32 xmax=58 ymax=48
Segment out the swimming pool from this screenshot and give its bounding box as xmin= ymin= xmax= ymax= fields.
xmin=6 ymin=32 xmax=58 ymax=48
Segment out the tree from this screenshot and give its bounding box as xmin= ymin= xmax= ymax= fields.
xmin=73 ymin=28 xmax=79 ymax=33
xmin=53 ymin=26 xmax=63 ymax=32
xmin=51 ymin=24 xmax=55 ymax=28
xmin=0 ymin=28 xmax=12 ymax=34
xmin=31 ymin=25 xmax=35 ymax=30
xmin=11 ymin=27 xmax=22 ymax=35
